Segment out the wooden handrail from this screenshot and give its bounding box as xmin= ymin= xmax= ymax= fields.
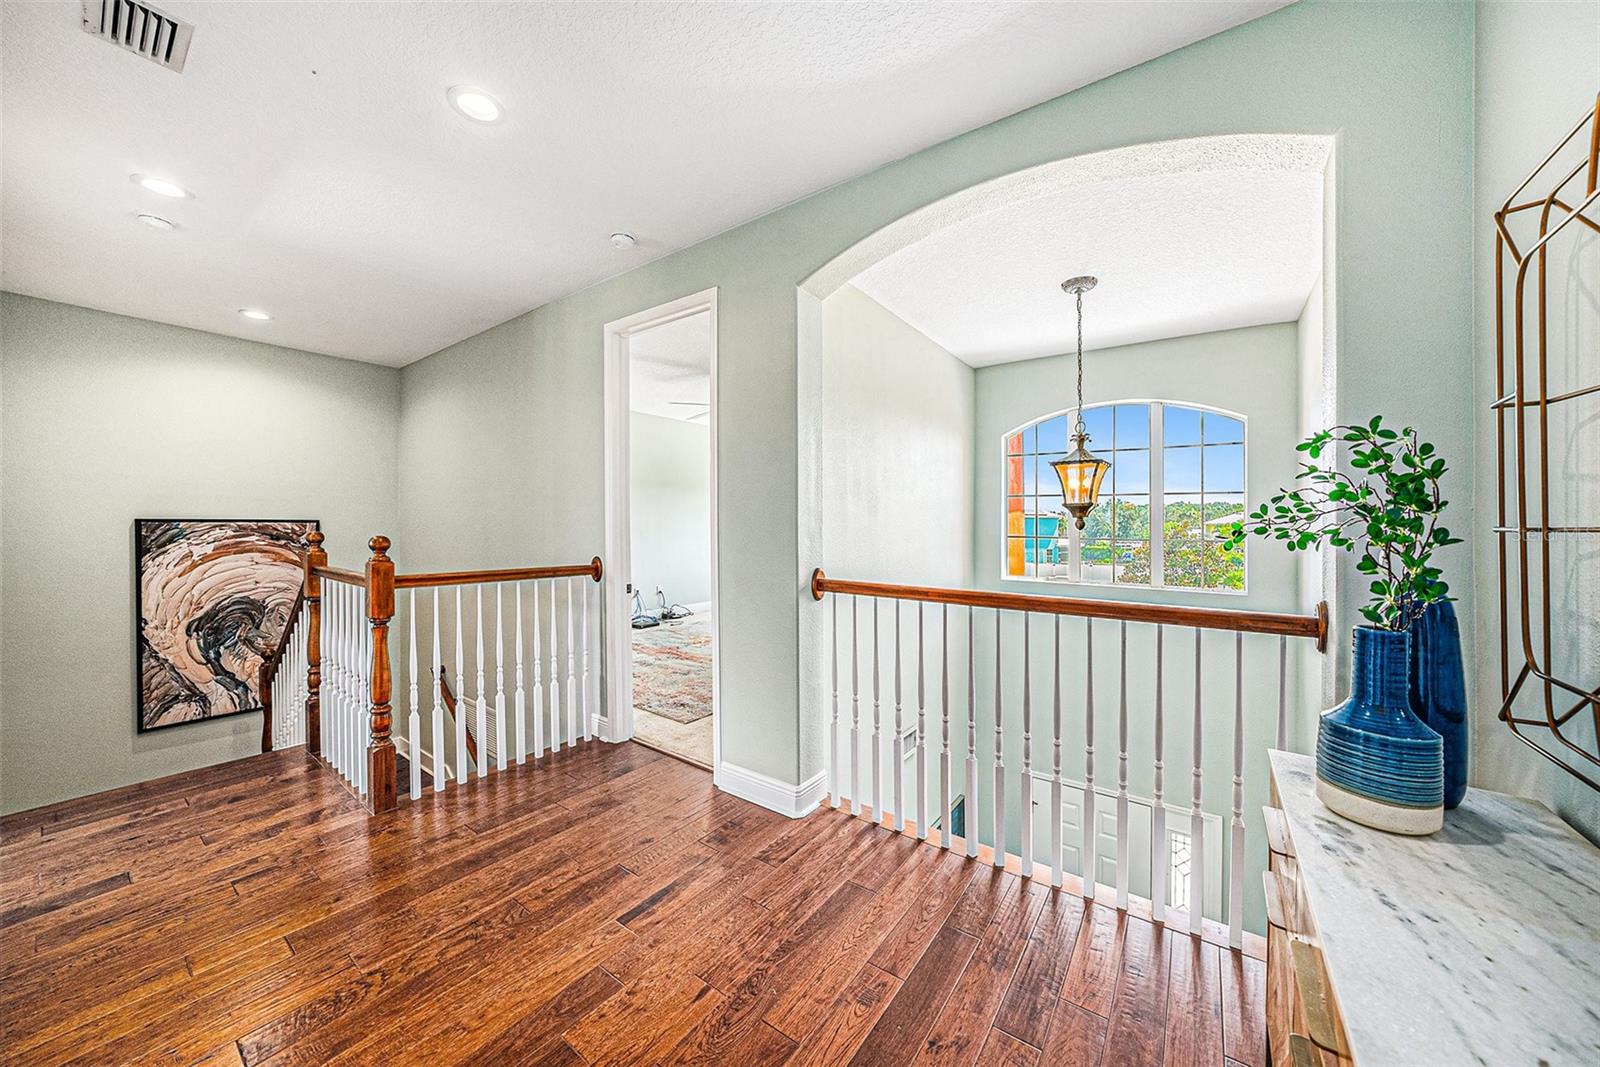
xmin=395 ymin=557 xmax=603 ymax=589
xmin=810 ymin=568 xmax=1328 ymax=651
xmin=312 ymin=564 xmax=365 ymax=586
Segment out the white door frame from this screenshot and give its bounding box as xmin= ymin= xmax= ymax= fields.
xmin=601 ymin=288 xmax=720 ymax=770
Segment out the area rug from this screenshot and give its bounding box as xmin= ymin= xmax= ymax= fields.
xmin=632 ymin=614 xmax=712 ymax=724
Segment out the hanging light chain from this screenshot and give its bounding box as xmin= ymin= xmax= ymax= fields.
xmin=1074 ymin=287 xmax=1086 ymax=436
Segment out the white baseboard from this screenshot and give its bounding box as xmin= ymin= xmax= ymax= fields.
xmin=714 ymin=760 xmax=827 ymax=819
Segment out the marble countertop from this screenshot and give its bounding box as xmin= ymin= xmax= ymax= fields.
xmin=1270 ymin=751 xmax=1600 ymax=1067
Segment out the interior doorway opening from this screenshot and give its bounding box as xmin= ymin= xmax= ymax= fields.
xmin=603 ymin=290 xmax=719 ymax=769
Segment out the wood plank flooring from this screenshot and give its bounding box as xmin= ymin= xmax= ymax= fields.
xmin=0 ymin=742 xmax=1265 ymax=1066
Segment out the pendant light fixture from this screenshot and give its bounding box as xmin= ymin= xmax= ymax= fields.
xmin=1051 ymin=275 xmax=1110 ymax=530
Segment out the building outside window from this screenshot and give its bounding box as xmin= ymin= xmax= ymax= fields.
xmin=1004 ymin=400 xmax=1246 ymax=591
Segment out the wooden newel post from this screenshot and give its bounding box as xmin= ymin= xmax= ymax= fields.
xmin=304 ymin=531 xmax=326 ymax=757
xmin=366 ymin=535 xmax=398 ymax=814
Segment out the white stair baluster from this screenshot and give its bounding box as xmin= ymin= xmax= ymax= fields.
xmin=494 ymin=583 xmax=507 ymax=772
xmin=548 ymin=580 xmax=560 ymax=752
xmin=1229 ymin=632 xmax=1245 ymax=949
xmin=892 ymin=600 xmax=903 ymax=832
xmin=1020 ymin=612 xmax=1033 ymax=878
xmin=992 ymin=610 xmax=1004 ymax=868
xmin=1051 ymin=615 xmax=1063 ymax=888
xmin=1190 ymin=628 xmax=1205 ymax=934
xmin=1083 ymin=619 xmax=1096 ymax=900
xmin=916 ymin=604 xmax=927 ymax=841
xmin=1152 ymin=625 xmax=1166 ymax=922
xmin=850 ymin=595 xmax=860 ymax=816
xmin=514 ymin=582 xmax=527 ymax=764
xmin=532 ymin=580 xmax=544 ymax=759
xmin=580 ymin=579 xmax=591 ymax=742
xmin=872 ymin=597 xmax=881 ymax=823
xmin=455 ymin=586 xmax=467 ymax=785
xmin=965 ymin=607 xmax=977 ymax=859
xmin=475 ymin=586 xmax=488 ymax=779
xmin=1277 ymin=635 xmax=1288 ymax=751
xmin=432 ymin=588 xmax=445 ymax=790
xmin=408 ymin=589 xmax=421 ymax=800
xmin=939 ymin=604 xmax=950 ymax=851
xmin=1117 ymin=621 xmax=1130 ymax=911
xmin=565 ymin=577 xmax=577 ymax=749
xmin=829 ymin=594 xmax=840 ymax=809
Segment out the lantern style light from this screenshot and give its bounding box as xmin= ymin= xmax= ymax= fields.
xmin=1051 ymin=276 xmax=1110 ymax=530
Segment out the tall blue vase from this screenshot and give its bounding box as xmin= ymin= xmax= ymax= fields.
xmin=1409 ymin=600 xmax=1469 ymax=810
xmin=1315 ymin=626 xmax=1444 ymax=835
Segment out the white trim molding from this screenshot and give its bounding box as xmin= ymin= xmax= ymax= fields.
xmin=715 ymin=761 xmax=828 ymax=819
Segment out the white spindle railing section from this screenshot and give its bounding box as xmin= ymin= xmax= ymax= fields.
xmin=301 ymin=537 xmax=603 ymax=813
xmin=812 ymin=568 xmax=1326 ymax=951
xmin=266 ymin=596 xmax=310 ymax=750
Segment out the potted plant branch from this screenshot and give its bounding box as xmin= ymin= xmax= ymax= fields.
xmin=1225 ymin=416 xmax=1467 ymax=832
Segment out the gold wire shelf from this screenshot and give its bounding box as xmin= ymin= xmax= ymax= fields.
xmin=1492 ymin=91 xmax=1600 ymax=791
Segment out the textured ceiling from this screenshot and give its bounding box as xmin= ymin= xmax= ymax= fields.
xmin=851 ymin=140 xmax=1329 ymax=366
xmin=629 ymin=311 xmax=710 ymax=423
xmin=0 ymin=1 xmax=1290 ymax=365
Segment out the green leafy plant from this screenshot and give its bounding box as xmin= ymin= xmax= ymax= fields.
xmin=1223 ymin=416 xmax=1459 ymax=630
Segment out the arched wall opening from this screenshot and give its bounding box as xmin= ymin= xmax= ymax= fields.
xmin=795 ymin=133 xmax=1338 ymax=931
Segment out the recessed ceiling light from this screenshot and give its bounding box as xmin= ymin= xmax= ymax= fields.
xmin=136 ymin=213 xmax=176 ymax=231
xmin=446 ymin=85 xmax=503 ymax=124
xmin=131 ymin=174 xmax=192 ymax=199
xmin=610 ymin=232 xmax=638 ymax=250
xmin=238 ymin=308 xmax=272 ymax=321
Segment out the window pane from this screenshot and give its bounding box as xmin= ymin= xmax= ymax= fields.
xmin=1037 ymin=493 xmax=1063 ymax=518
xmin=1081 ymin=405 xmax=1114 ymax=447
xmin=1204 ymin=444 xmax=1244 ymax=493
xmin=1204 ymin=494 xmax=1247 ymax=539
xmin=1203 ymin=410 xmax=1244 ymax=444
xmin=1006 ymin=454 xmax=1025 ymax=496
xmin=1115 ymin=404 xmax=1150 ymax=449
xmin=1006 ymin=495 xmax=1027 ymax=538
xmin=1038 ymin=455 xmax=1064 ymax=496
xmin=1208 ymin=542 xmax=1245 ymax=591
xmin=1081 ymin=539 xmax=1114 ymax=584
xmin=1112 ymin=496 xmax=1150 ymax=539
xmin=1022 ymin=424 xmax=1037 ymax=455
xmin=1037 ymin=415 xmax=1068 ymax=456
xmin=1110 ymin=450 xmax=1148 ymax=494
xmin=1080 ymin=503 xmax=1113 ymax=540
xmin=1163 ymin=538 xmax=1206 ymax=588
xmin=1163 ymin=495 xmax=1204 ymax=540
xmin=1114 ymin=541 xmax=1151 ymax=585
xmin=1006 ymin=431 xmax=1022 ymax=455
xmin=1006 ymin=536 xmax=1027 ymax=576
xmin=1164 ymin=446 xmax=1202 ymax=493
xmin=1165 ymin=404 xmax=1202 ymax=446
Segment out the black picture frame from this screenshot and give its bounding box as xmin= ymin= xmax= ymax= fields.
xmin=133 ymin=517 xmax=320 ymax=733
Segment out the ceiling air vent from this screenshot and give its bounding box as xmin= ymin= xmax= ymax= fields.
xmin=80 ymin=0 xmax=193 ymax=73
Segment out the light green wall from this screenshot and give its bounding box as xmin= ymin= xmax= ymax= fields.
xmin=1471 ymin=1 xmax=1600 ymax=840
xmin=630 ymin=411 xmax=711 ymax=608
xmin=0 ymin=293 xmax=399 ymax=814
xmin=821 ymin=283 xmax=975 ymax=820
xmin=396 ymin=0 xmax=1475 ymax=792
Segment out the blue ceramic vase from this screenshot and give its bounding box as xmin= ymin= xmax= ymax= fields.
xmin=1315 ymin=626 xmax=1444 ymax=835
xmin=1409 ymin=600 xmax=1468 ymax=810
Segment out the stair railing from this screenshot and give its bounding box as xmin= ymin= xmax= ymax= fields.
xmin=301 ymin=531 xmax=603 ymax=814
xmin=260 ymin=586 xmax=308 ymax=752
xmin=810 ymin=567 xmax=1327 ymax=951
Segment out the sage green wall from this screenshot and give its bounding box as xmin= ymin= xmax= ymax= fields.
xmin=396 ymin=0 xmax=1475 ymax=794
xmin=630 ymin=411 xmax=711 ymax=608
xmin=1472 ymin=1 xmax=1600 ymax=840
xmin=0 ymin=293 xmax=400 ymax=814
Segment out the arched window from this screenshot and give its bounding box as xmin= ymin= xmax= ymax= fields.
xmin=1004 ymin=401 xmax=1246 ymax=591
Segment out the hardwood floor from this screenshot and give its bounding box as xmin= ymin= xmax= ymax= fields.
xmin=0 ymin=742 xmax=1265 ymax=1066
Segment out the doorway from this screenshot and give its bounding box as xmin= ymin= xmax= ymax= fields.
xmin=603 ymin=290 xmax=719 ymax=769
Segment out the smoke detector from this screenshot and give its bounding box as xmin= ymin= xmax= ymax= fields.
xmin=81 ymin=1 xmax=194 ymax=73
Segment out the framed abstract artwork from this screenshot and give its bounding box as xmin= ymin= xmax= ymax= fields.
xmin=135 ymin=518 xmax=319 ymax=732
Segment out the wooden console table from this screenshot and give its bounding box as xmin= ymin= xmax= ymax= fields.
xmin=1265 ymin=750 xmax=1600 ymax=1066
